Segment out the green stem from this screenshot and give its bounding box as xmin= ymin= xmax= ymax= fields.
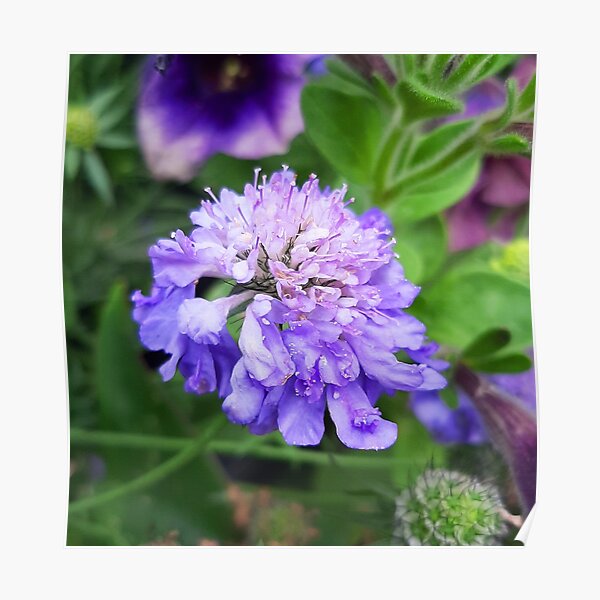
xmin=70 ymin=427 xmax=411 ymax=470
xmin=69 ymin=416 xmax=226 ymax=515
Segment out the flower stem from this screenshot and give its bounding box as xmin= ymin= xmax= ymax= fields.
xmin=69 ymin=415 xmax=226 ymax=515
xmin=70 ymin=426 xmax=412 ymax=470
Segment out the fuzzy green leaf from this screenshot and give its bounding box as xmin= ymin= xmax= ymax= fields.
xmin=487 ymin=133 xmax=531 ymax=155
xmin=443 ymin=54 xmax=494 ymax=90
xmin=516 ymin=73 xmax=536 ymax=119
xmin=396 ymin=78 xmax=464 ymax=123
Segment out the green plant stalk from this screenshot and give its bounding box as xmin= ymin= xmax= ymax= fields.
xmin=69 ymin=415 xmax=226 ymax=515
xmin=70 ymin=427 xmax=412 ymax=470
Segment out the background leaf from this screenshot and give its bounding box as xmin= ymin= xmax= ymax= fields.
xmin=301 ymin=85 xmax=384 ymax=184
xmin=386 ymin=152 xmax=481 ymax=222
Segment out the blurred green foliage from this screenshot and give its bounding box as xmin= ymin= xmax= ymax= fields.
xmin=65 ymin=54 xmax=534 ymax=545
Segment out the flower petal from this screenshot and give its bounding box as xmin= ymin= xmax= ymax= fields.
xmin=327 ymin=383 xmax=397 ymax=450
xmin=277 ymin=380 xmax=325 ymax=446
xmin=222 ymin=359 xmax=265 ymax=424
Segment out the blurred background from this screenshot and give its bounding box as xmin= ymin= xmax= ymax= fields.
xmin=65 ymin=54 xmax=536 ymax=545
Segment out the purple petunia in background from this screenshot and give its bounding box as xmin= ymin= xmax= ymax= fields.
xmin=137 ymin=55 xmax=320 ymax=182
xmin=446 ymin=56 xmax=536 ymax=251
xmin=132 ymin=169 xmax=446 ymax=450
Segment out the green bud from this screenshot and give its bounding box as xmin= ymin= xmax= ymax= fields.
xmin=491 ymin=238 xmax=529 ymax=281
xmin=393 ymin=469 xmax=506 ymax=545
xmin=66 ymin=106 xmax=99 ymax=150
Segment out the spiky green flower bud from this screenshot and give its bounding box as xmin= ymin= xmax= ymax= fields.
xmin=66 ymin=106 xmax=99 ymax=150
xmin=491 ymin=238 xmax=529 ymax=282
xmin=393 ymin=469 xmax=506 ymax=545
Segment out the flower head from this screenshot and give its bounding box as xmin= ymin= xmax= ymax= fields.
xmin=393 ymin=469 xmax=507 ymax=546
xmin=137 ymin=55 xmax=320 ymax=182
xmin=133 ymin=169 xmax=446 ymax=450
xmin=66 ymin=106 xmax=99 ymax=150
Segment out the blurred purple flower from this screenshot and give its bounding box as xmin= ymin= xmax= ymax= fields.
xmin=447 ymin=56 xmax=536 ymax=251
xmin=137 ymin=55 xmax=320 ymax=182
xmin=454 ymin=363 xmax=537 ymax=515
xmin=411 ymin=352 xmax=536 ymax=445
xmin=133 ymin=169 xmax=446 ymax=450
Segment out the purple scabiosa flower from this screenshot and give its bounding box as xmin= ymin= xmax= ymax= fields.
xmin=137 ymin=55 xmax=319 ymax=182
xmin=133 ymin=168 xmax=446 ymax=450
xmin=446 ymin=56 xmax=536 ymax=251
xmin=411 ymin=352 xmax=536 ymax=446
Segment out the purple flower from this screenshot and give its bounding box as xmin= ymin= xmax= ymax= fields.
xmin=453 ymin=363 xmax=537 ymax=516
xmin=137 ymin=55 xmax=319 ymax=182
xmin=133 ymin=169 xmax=446 ymax=450
xmin=446 ymin=56 xmax=536 ymax=251
xmin=411 ymin=353 xmax=536 ymax=445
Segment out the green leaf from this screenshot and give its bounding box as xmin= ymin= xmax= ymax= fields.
xmin=490 ymin=78 xmax=518 ymax=131
xmin=321 ymin=59 xmax=374 ymax=98
xmin=301 ymin=85 xmax=384 ymax=184
xmin=64 ymin=145 xmax=82 ymax=180
xmin=516 ymin=73 xmax=536 ymax=118
xmin=443 ymin=54 xmax=494 ymax=90
xmin=392 ymin=215 xmax=447 ymax=284
xmin=464 ymin=54 xmax=519 ymax=88
xmin=428 ymin=54 xmax=454 ymax=81
xmin=192 ymin=134 xmax=336 ymax=194
xmin=462 ymin=328 xmax=512 ymax=360
xmin=83 ymin=150 xmax=113 ymax=205
xmin=400 ymin=54 xmax=417 ymax=78
xmin=471 ymin=353 xmax=532 ymax=373
xmin=412 ymin=271 xmax=532 ymax=353
xmin=97 ymin=101 xmax=131 ymax=132
xmin=96 ymin=132 xmax=137 ymax=149
xmin=89 ymin=84 xmax=122 ymax=116
xmin=487 ymin=133 xmax=531 ymax=155
xmin=371 ymin=72 xmax=397 ymax=106
xmin=95 ymin=282 xmax=153 ymax=431
xmin=386 ymin=152 xmax=481 ymax=222
xmin=409 ymin=119 xmax=478 ymax=167
xmin=63 ymin=272 xmax=77 ymax=332
xmin=396 ymin=78 xmax=464 ymax=123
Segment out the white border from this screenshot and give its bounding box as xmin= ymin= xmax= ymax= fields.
xmin=3 ymin=1 xmax=599 ymax=597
